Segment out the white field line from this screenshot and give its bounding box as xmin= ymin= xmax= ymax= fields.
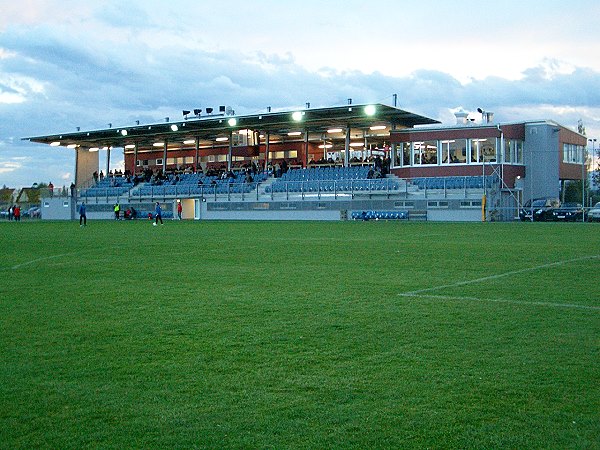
xmin=10 ymin=253 xmax=76 ymax=270
xmin=402 ymin=255 xmax=600 ymax=295
xmin=399 ymin=293 xmax=600 ymax=311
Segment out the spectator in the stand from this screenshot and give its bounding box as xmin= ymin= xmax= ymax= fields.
xmin=177 ymin=200 xmax=182 ymax=220
xmin=383 ymin=156 xmax=391 ymax=176
xmin=281 ymin=159 xmax=288 ymax=174
xmin=93 ymin=171 xmax=98 ymax=183
xmin=78 ymin=202 xmax=87 ymax=226
xmin=367 ymin=167 xmax=375 ymax=179
xmin=70 ymin=182 xmax=76 ymax=197
xmin=99 ymin=171 xmax=104 ymax=181
xmin=374 ymin=155 xmax=383 ymax=171
xmin=153 ymin=202 xmax=163 ymax=226
xmin=274 ymin=162 xmax=281 ymax=178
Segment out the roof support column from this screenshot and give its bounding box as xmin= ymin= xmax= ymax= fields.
xmin=304 ymin=129 xmax=309 ymax=168
xmin=106 ymin=146 xmax=111 ymax=175
xmin=227 ymin=130 xmax=233 ymax=171
xmin=264 ymin=131 xmax=270 ymax=171
xmin=133 ymin=142 xmax=139 ymax=175
xmin=162 ymin=140 xmax=168 ymax=175
xmin=344 ymin=126 xmax=350 ymax=167
xmin=194 ymin=137 xmax=200 ymax=172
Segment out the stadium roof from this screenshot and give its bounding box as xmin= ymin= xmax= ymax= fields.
xmin=23 ymin=103 xmax=440 ymax=150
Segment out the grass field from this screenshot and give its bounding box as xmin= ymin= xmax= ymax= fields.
xmin=1 ymin=220 xmax=599 ymax=449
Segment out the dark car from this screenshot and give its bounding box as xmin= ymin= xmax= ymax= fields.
xmin=551 ymin=202 xmax=583 ymax=222
xmin=519 ymin=198 xmax=560 ymax=222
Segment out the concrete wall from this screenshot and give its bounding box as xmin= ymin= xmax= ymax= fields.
xmin=41 ymin=196 xmax=75 ymax=220
xmin=523 ymin=123 xmax=560 ymax=201
xmin=75 ymin=148 xmax=99 ymax=188
xmin=427 ymin=209 xmax=481 ymax=221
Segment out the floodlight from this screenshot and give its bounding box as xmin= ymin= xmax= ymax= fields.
xmin=364 ymin=105 xmax=376 ymax=116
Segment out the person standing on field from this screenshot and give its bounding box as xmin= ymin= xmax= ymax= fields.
xmin=79 ymin=202 xmax=87 ymax=226
xmin=153 ymin=202 xmax=163 ymax=226
xmin=177 ymin=200 xmax=182 ymax=220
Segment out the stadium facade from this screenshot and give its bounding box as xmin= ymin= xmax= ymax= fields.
xmin=25 ymin=103 xmax=588 ymax=221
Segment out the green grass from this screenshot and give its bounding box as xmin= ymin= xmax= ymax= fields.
xmin=1 ymin=220 xmax=599 ymax=449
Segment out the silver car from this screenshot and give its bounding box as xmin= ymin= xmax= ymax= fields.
xmin=588 ymin=202 xmax=600 ymax=222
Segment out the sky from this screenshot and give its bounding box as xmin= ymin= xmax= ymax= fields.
xmin=1 ymin=0 xmax=600 ymax=188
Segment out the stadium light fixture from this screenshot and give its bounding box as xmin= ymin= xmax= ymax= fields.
xmin=292 ymin=111 xmax=303 ymax=122
xmin=67 ymin=144 xmax=78 ymax=149
xmin=369 ymin=125 xmax=386 ymax=131
xmin=327 ymin=128 xmax=343 ymax=134
xmin=153 ymin=142 xmax=164 ymax=147
xmin=89 ymin=147 xmax=99 ymax=152
xmin=125 ymin=144 xmax=135 ymax=149
xmin=183 ymin=139 xmax=195 ymax=145
xmin=50 ymin=141 xmax=61 ymax=146
xmin=364 ymin=105 xmax=376 ymax=116
xmin=228 ymin=118 xmax=237 ymax=127
xmin=216 ymin=137 xmax=228 ymax=142
xmin=170 ymin=124 xmax=179 ymax=132
xmin=120 ymin=129 xmax=128 ymax=136
xmin=288 ymin=131 xmax=302 ymax=136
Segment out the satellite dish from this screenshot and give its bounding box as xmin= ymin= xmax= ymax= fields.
xmin=225 ymin=106 xmax=234 ymax=116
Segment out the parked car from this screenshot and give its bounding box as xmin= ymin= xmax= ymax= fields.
xmin=588 ymin=202 xmax=600 ymax=222
xmin=23 ymin=206 xmax=41 ymax=219
xmin=551 ymin=202 xmax=583 ymax=222
xmin=519 ymin=198 xmax=560 ymax=222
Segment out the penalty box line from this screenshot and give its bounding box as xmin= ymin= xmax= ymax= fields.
xmin=402 ymin=255 xmax=600 ymax=295
xmin=399 ymin=293 xmax=600 ymax=311
xmin=399 ymin=254 xmax=600 ymax=311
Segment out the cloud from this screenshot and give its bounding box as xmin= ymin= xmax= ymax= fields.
xmin=1 ymin=13 xmax=600 ymax=188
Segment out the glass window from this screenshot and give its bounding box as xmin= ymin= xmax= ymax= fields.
xmin=471 ymin=138 xmax=497 ymax=163
xmin=441 ymin=139 xmax=466 ymax=164
xmin=413 ymin=142 xmax=423 ymax=165
xmin=402 ymin=142 xmax=410 ymax=166
xmin=503 ymin=138 xmax=512 ymax=163
xmin=423 ymin=140 xmax=438 ymax=165
xmin=514 ymin=140 xmax=524 ymax=163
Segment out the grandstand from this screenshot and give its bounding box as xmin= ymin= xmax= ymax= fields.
xmin=24 ymin=102 xmax=587 ymax=221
